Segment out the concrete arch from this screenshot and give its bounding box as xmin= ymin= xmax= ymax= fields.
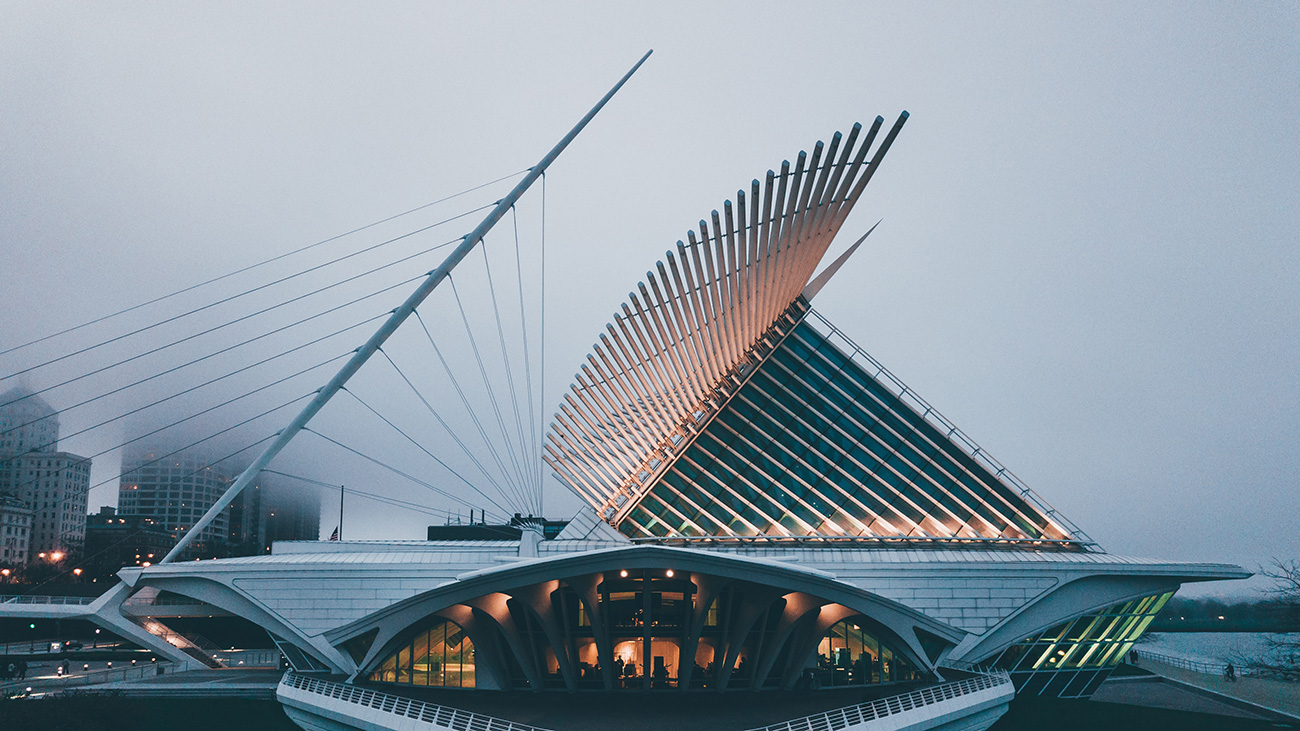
xmin=330 ymin=545 xmax=964 ymax=691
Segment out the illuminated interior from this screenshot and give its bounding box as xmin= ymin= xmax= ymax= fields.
xmin=990 ymin=592 xmax=1172 ymax=698
xmin=369 ymin=618 xmax=476 ymax=688
xmin=817 ymin=618 xmax=920 ymax=686
xmin=363 ymin=567 xmax=934 ymax=692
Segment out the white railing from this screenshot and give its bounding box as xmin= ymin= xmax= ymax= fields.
xmin=212 ymin=649 xmax=281 ymax=667
xmin=745 ymin=670 xmax=1012 ymax=731
xmin=1128 ymin=648 xmax=1268 ymax=677
xmin=0 ymin=595 xmax=97 ymax=605
xmin=280 ymin=671 xmax=552 ymax=731
xmin=0 ymin=638 xmax=126 ymax=654
xmin=0 ymin=661 xmax=174 ymax=695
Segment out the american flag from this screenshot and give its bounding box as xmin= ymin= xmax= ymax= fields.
xmin=328 ymin=526 xmax=339 ymax=541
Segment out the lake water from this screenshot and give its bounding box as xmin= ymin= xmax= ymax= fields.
xmin=1140 ymin=631 xmax=1299 ymax=666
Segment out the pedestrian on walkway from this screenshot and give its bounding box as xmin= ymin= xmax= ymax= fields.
xmin=1224 ymin=662 xmax=1237 ymax=682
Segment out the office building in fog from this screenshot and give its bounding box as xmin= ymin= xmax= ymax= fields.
xmin=0 ymin=495 xmax=33 ymax=565
xmin=0 ymin=387 xmax=91 ymax=559
xmin=117 ymin=449 xmax=234 ymax=559
xmin=228 ymin=472 xmax=322 ymax=554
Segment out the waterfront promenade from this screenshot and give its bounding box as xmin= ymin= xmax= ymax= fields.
xmin=1114 ymin=653 xmax=1300 ymax=721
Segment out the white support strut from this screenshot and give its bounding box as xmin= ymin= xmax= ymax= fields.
xmin=162 ymin=49 xmax=653 ymax=564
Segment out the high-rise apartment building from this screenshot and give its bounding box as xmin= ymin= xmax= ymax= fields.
xmin=117 ymin=449 xmax=233 ymax=558
xmin=116 ymin=448 xmax=321 ymax=559
xmin=0 ymin=387 xmax=92 ymax=559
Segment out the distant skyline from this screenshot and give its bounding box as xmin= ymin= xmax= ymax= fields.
xmin=2 ymin=3 xmax=1296 ymax=596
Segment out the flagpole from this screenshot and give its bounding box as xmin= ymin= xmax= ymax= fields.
xmin=339 ymin=484 xmax=345 ymax=541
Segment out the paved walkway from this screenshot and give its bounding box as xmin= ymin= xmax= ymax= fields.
xmin=93 ymin=667 xmax=282 ymax=698
xmin=1136 ymin=656 xmax=1300 ymax=720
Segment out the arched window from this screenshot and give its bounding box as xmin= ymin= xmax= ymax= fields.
xmin=816 ymin=618 xmax=919 ymax=687
xmin=369 ymin=619 xmax=475 ymax=688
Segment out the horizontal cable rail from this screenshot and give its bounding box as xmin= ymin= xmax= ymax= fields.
xmin=0 ymin=595 xmax=97 ymax=606
xmin=804 ymin=309 xmax=1097 ymax=550
xmin=0 ymin=661 xmax=175 ymax=695
xmin=744 ymin=670 xmax=1011 ymax=731
xmin=280 ymin=671 xmax=553 ymax=731
xmin=212 ymin=649 xmax=281 ymax=667
xmin=1128 ymin=647 xmax=1267 ymax=677
xmin=632 ymin=534 xmax=1088 ymax=551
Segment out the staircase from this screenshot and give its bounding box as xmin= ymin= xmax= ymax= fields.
xmin=139 ymin=619 xmax=225 ymax=669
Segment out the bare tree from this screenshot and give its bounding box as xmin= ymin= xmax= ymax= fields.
xmin=1258 ymin=559 xmax=1300 ymax=678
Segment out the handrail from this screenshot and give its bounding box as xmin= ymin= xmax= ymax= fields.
xmin=1129 ymin=648 xmax=1260 ymax=676
xmin=744 ymin=670 xmax=1012 ymax=731
xmin=0 ymin=595 xmax=97 ymax=605
xmin=0 ymin=661 xmax=174 ymax=695
xmin=279 ymin=671 xmax=553 ymax=731
xmin=632 ymin=534 xmax=1087 ymax=551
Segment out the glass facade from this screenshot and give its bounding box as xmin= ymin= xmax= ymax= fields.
xmin=364 ymin=571 xmax=929 ymax=692
xmin=369 ymin=619 xmax=476 ymax=688
xmin=622 ymin=320 xmax=1067 ymax=543
xmin=990 ymin=592 xmax=1171 ymax=698
xmin=816 ymin=618 xmax=920 ymax=687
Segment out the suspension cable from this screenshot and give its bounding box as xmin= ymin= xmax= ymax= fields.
xmin=4 ymin=234 xmax=461 ymax=395
xmin=539 ymin=172 xmax=547 ymax=515
xmin=374 ymin=348 xmax=530 ymax=513
xmin=339 ymin=386 xmax=514 ymax=517
xmin=512 ymin=206 xmax=541 ymax=514
xmin=263 ymin=470 xmax=507 ymax=524
xmin=82 ymin=393 xmax=304 ymax=500
xmin=0 ymin=169 xmax=526 ymax=359
xmin=9 ymin=356 xmax=343 ymax=499
xmin=447 ymin=275 xmax=532 ymax=500
xmin=409 ymin=308 xmax=529 ymax=512
xmin=303 ymin=428 xmax=490 ymax=515
xmin=2 ymin=206 xmax=493 ymax=384
xmin=14 ymin=316 xmax=381 ymax=453
xmin=479 ymin=235 xmax=533 ymax=507
xmin=7 ymin=265 xmax=426 ymax=408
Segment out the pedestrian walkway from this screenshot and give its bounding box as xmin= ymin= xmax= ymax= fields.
xmin=94 ymin=667 xmax=282 ymax=699
xmin=1136 ymin=655 xmax=1300 ymax=720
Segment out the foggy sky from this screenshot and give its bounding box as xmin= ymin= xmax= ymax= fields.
xmin=2 ymin=2 xmax=1297 ymax=597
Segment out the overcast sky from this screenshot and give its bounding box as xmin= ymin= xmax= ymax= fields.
xmin=2 ymin=2 xmax=1296 ymax=596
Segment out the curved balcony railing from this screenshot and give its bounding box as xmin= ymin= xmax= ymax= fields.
xmin=745 ymin=669 xmax=1012 ymax=731
xmin=280 ymin=669 xmax=1011 ymax=731
xmin=279 ymin=671 xmax=551 ymax=731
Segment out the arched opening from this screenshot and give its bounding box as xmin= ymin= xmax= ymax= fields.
xmin=369 ymin=618 xmax=476 ymax=688
xmin=353 ymin=561 xmax=944 ymax=693
xmin=815 ymin=617 xmax=920 ymax=687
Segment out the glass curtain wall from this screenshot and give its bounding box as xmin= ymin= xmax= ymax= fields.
xmin=369 ymin=619 xmax=476 ymax=688
xmin=621 ymin=320 xmax=1066 ymax=543
xmin=991 ymin=592 xmax=1172 ymax=698
xmin=816 ymin=618 xmax=920 ymax=687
